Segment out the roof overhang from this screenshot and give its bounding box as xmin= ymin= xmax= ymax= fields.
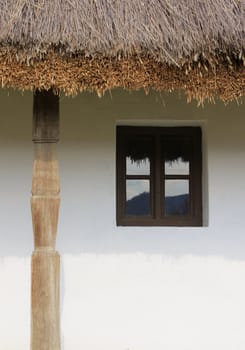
xmin=0 ymin=0 xmax=244 ymax=103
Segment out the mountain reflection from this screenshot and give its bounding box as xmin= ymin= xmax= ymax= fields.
xmin=126 ymin=192 xmax=188 ymax=216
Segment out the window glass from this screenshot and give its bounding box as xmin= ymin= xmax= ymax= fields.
xmin=126 ymin=180 xmax=150 ymax=216
xmin=164 ymin=180 xmax=189 ymax=216
xmin=125 ymin=136 xmax=152 ymax=175
xmin=164 ymin=138 xmax=190 ymax=175
xmin=126 ymin=157 xmax=150 ymax=175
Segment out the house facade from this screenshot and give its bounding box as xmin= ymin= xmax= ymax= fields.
xmin=0 ymin=88 xmax=245 ymax=350
xmin=0 ymin=1 xmax=244 ymax=349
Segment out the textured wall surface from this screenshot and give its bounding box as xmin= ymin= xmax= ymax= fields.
xmin=0 ymin=90 xmax=245 ymax=349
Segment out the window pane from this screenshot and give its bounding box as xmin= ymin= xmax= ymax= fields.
xmin=165 ymin=159 xmax=189 ymax=175
xmin=164 ymin=180 xmax=189 ymax=216
xmin=126 ymin=180 xmax=150 ymax=216
xmin=125 ymin=137 xmax=152 ymax=175
xmin=164 ymin=138 xmax=190 ymax=175
xmin=126 ymin=157 xmax=150 ymax=175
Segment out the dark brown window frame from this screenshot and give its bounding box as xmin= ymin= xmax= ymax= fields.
xmin=116 ymin=126 xmax=202 ymax=226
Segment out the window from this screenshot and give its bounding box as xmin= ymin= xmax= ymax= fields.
xmin=116 ymin=126 xmax=202 ymax=226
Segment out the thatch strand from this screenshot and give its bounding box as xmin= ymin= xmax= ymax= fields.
xmin=0 ymin=0 xmax=244 ymax=64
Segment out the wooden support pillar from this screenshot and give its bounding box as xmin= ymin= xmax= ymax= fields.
xmin=31 ymin=90 xmax=60 ymax=350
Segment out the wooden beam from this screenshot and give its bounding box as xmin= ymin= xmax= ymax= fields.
xmin=31 ymin=90 xmax=60 ymax=350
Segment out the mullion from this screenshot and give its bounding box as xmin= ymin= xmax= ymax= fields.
xmin=126 ymin=175 xmax=151 ymax=180
xmin=162 ymin=136 xmax=166 ymax=218
xmin=165 ymin=175 xmax=190 ymax=180
xmin=154 ymin=135 xmax=162 ymax=219
xmin=188 ymin=137 xmax=194 ymax=217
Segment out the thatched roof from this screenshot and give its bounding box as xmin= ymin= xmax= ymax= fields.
xmin=0 ymin=0 xmax=244 ymax=102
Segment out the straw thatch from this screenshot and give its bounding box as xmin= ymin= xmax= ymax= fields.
xmin=0 ymin=0 xmax=244 ymax=102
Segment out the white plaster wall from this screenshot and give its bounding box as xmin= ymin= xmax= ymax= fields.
xmin=0 ymin=89 xmax=245 ymax=349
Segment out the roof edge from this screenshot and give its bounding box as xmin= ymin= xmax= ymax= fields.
xmin=0 ymin=49 xmax=244 ymax=104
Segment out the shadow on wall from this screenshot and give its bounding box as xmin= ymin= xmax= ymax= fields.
xmin=0 ymin=88 xmax=245 ymax=260
xmin=0 ymin=89 xmax=33 ymax=257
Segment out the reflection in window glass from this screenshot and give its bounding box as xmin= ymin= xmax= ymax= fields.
xmin=125 ymin=137 xmax=152 ymax=175
xmin=126 ymin=157 xmax=150 ymax=175
xmin=126 ymin=180 xmax=150 ymax=216
xmin=165 ymin=158 xmax=189 ymax=175
xmin=164 ymin=180 xmax=189 ymax=215
xmin=164 ymin=138 xmax=190 ymax=175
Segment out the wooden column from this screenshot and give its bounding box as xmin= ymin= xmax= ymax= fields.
xmin=31 ymin=90 xmax=60 ymax=350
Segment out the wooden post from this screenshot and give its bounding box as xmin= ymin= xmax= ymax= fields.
xmin=31 ymin=90 xmax=60 ymax=350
